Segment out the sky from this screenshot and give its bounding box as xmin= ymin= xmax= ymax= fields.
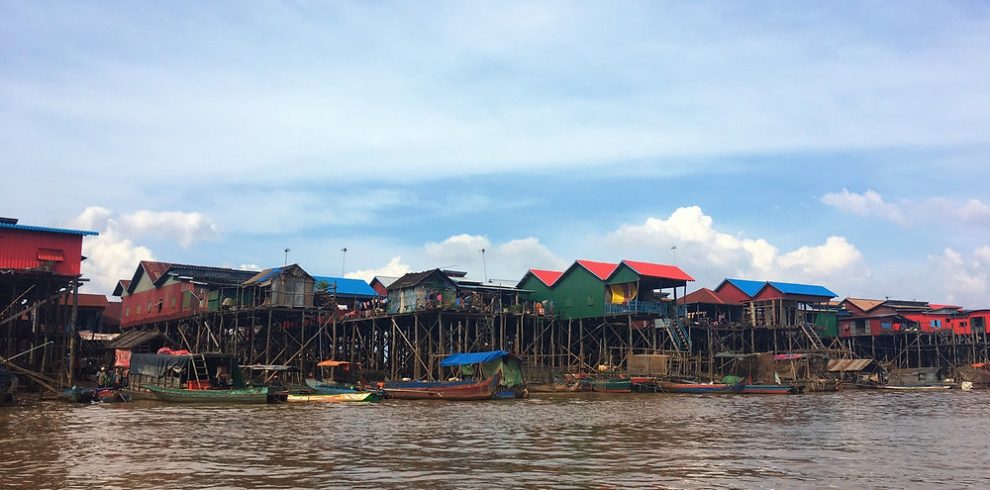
xmin=3 ymin=1 xmax=990 ymax=306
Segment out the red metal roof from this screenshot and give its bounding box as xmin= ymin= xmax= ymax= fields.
xmin=575 ymin=260 xmax=619 ymax=280
xmin=528 ymin=269 xmax=563 ymax=287
xmin=678 ymin=288 xmax=724 ymax=305
xmin=622 ymin=260 xmax=694 ymax=282
xmin=61 ymin=293 xmax=110 ymax=308
xmin=141 ymin=260 xmax=172 ymax=283
xmin=929 ymin=304 xmax=962 ymax=311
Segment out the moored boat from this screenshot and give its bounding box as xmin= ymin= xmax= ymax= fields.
xmin=739 ymin=384 xmax=802 ymax=394
xmin=58 ymin=386 xmax=131 ymax=403
xmin=143 ymin=384 xmax=280 ymax=403
xmin=658 ymin=381 xmax=742 ymax=394
xmin=287 ymin=392 xmax=381 ymax=403
xmin=876 ymin=384 xmax=952 ymax=391
xmin=384 ymin=375 xmax=499 ymax=401
xmin=304 ymin=377 xmax=363 ymax=395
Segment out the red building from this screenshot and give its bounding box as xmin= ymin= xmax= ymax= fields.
xmin=0 ymin=217 xmax=97 ymax=276
xmin=114 ymin=261 xmax=257 ymax=328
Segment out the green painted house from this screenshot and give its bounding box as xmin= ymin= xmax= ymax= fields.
xmin=517 ymin=259 xmax=694 ymax=320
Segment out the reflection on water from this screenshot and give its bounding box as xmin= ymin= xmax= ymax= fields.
xmin=2 ymin=391 xmax=989 ymax=489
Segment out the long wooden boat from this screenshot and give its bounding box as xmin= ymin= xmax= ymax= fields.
xmin=143 ymin=384 xmax=278 ymax=404
xmin=383 ymin=375 xmax=499 ymax=401
xmin=876 ymin=384 xmax=952 ymax=391
xmin=658 ymin=381 xmax=741 ymax=394
xmin=287 ymin=392 xmax=381 ymax=403
xmin=739 ymin=384 xmax=801 ymax=394
xmin=591 ymin=378 xmax=632 ymax=393
xmin=59 ymin=386 xmax=131 ymax=403
xmin=304 ymin=378 xmax=362 ymax=395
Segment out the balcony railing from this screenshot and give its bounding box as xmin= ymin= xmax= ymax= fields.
xmin=605 ymin=300 xmax=674 ymax=316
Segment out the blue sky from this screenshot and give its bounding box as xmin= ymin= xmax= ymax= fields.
xmin=3 ymin=1 xmax=990 ymax=305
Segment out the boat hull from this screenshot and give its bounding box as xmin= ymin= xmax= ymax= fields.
xmin=739 ymin=384 xmax=801 ymax=394
xmin=304 ymin=378 xmax=362 ymax=395
xmin=877 ymin=384 xmax=952 ymax=391
xmin=143 ymin=384 xmax=274 ymax=404
xmin=658 ymin=382 xmax=741 ymax=394
xmin=287 ymin=392 xmax=381 ymax=403
xmin=383 ymin=376 xmax=499 ymax=401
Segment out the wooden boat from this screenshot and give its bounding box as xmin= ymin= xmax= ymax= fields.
xmin=383 ymin=375 xmax=499 ymax=401
xmin=287 ymin=392 xmax=381 ymax=403
xmin=739 ymin=384 xmax=802 ymax=394
xmin=304 ymin=377 xmax=362 ymax=395
xmin=658 ymin=381 xmax=741 ymax=394
xmin=143 ymin=384 xmax=282 ymax=404
xmin=58 ymin=386 xmax=131 ymax=403
xmin=591 ymin=378 xmax=632 ymax=393
xmin=876 ymin=384 xmax=952 ymax=391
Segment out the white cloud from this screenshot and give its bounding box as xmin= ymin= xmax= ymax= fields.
xmin=68 ymin=206 xmax=218 ymax=294
xmin=70 ymin=207 xmax=155 ymax=295
xmin=975 ymin=245 xmax=990 ymax=265
xmin=423 ymin=234 xmax=566 ymax=281
xmin=345 ymin=256 xmax=413 ymax=282
xmin=239 ymin=264 xmax=260 ymax=271
xmin=606 ymin=206 xmax=866 ymax=290
xmin=930 ymin=247 xmax=988 ymax=305
xmin=951 ymin=199 xmax=990 ymax=227
xmin=118 ymin=210 xmax=217 ymax=247
xmin=821 ymin=189 xmax=907 ymax=225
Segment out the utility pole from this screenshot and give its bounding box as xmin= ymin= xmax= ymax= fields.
xmin=341 ymin=248 xmax=348 ymax=276
xmin=283 ymin=248 xmax=290 ymax=266
xmin=480 ymin=248 xmax=488 ymax=282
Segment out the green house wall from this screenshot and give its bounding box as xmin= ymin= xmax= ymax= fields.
xmin=518 ymin=275 xmax=553 ymax=303
xmin=553 ymin=266 xmax=609 ymax=320
xmin=606 ymin=265 xmax=639 ymax=285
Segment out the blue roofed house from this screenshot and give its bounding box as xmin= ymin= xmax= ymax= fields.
xmin=749 ymin=280 xmax=838 ymax=330
xmin=312 ymin=275 xmax=381 ymax=317
xmin=243 ymin=264 xmax=315 ymax=307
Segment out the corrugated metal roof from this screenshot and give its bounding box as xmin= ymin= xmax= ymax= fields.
xmin=140 ymin=261 xmax=173 ymax=284
xmin=372 ymin=276 xmax=399 ymax=287
xmin=766 ymin=281 xmax=836 ymax=298
xmin=722 ymin=278 xmax=765 ymax=297
xmin=622 ymin=260 xmax=694 ymax=282
xmin=0 ymin=222 xmax=98 ymax=236
xmin=312 ymin=276 xmax=378 ymax=297
xmin=679 ymin=288 xmax=725 ymax=305
xmin=106 ymin=329 xmax=177 ymax=349
xmin=156 ymin=264 xmax=257 ymax=287
xmin=844 ymin=298 xmax=885 ymax=312
xmin=575 ymin=260 xmax=619 ymax=280
xmin=826 ymin=359 xmax=877 ymax=372
xmin=528 ymin=269 xmax=563 ymax=287
xmin=388 ymin=269 xmax=457 ymax=291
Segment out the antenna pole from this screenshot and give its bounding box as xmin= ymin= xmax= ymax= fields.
xmin=480 ymin=248 xmax=488 ymax=282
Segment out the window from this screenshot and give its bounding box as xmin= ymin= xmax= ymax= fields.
xmin=587 ymin=295 xmax=594 ymax=306
xmin=182 ymin=291 xmax=191 ymax=310
xmin=125 ymin=306 xmax=130 ymax=317
xmin=170 ymin=297 xmax=176 ymax=309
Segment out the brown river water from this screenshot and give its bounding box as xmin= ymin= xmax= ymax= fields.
xmin=1 ymin=391 xmax=989 ymax=489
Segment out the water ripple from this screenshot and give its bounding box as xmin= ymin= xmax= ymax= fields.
xmin=2 ymin=391 xmax=989 ymax=488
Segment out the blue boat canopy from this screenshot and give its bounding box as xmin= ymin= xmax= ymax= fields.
xmin=440 ymin=350 xmax=510 ymax=367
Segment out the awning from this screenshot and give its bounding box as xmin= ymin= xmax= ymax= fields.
xmin=826 ymin=359 xmax=877 ymax=372
xmin=317 ymin=359 xmax=355 ymax=368
xmin=129 ymin=352 xmax=190 ymax=377
xmin=242 ymin=364 xmax=300 ymax=372
xmin=440 ymin=350 xmax=509 ymax=367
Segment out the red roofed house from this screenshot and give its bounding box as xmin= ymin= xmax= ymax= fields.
xmin=518 ymin=259 xmax=693 ymax=320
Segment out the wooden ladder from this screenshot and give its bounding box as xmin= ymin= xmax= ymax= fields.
xmin=190 ymin=354 xmax=210 ymax=384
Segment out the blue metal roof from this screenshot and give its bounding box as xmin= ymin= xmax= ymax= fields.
xmin=724 ymin=278 xmax=765 ymax=297
xmin=312 ymin=276 xmax=378 ymax=298
xmin=766 ymin=281 xmax=837 ymax=298
xmin=0 ymin=222 xmax=98 ymax=236
xmin=251 ymin=266 xmax=284 ymax=284
xmin=440 ymin=350 xmax=510 ymax=367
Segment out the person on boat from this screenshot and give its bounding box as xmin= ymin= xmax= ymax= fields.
xmin=97 ymin=366 xmax=112 ymax=388
xmin=215 ymin=366 xmax=232 ymax=388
